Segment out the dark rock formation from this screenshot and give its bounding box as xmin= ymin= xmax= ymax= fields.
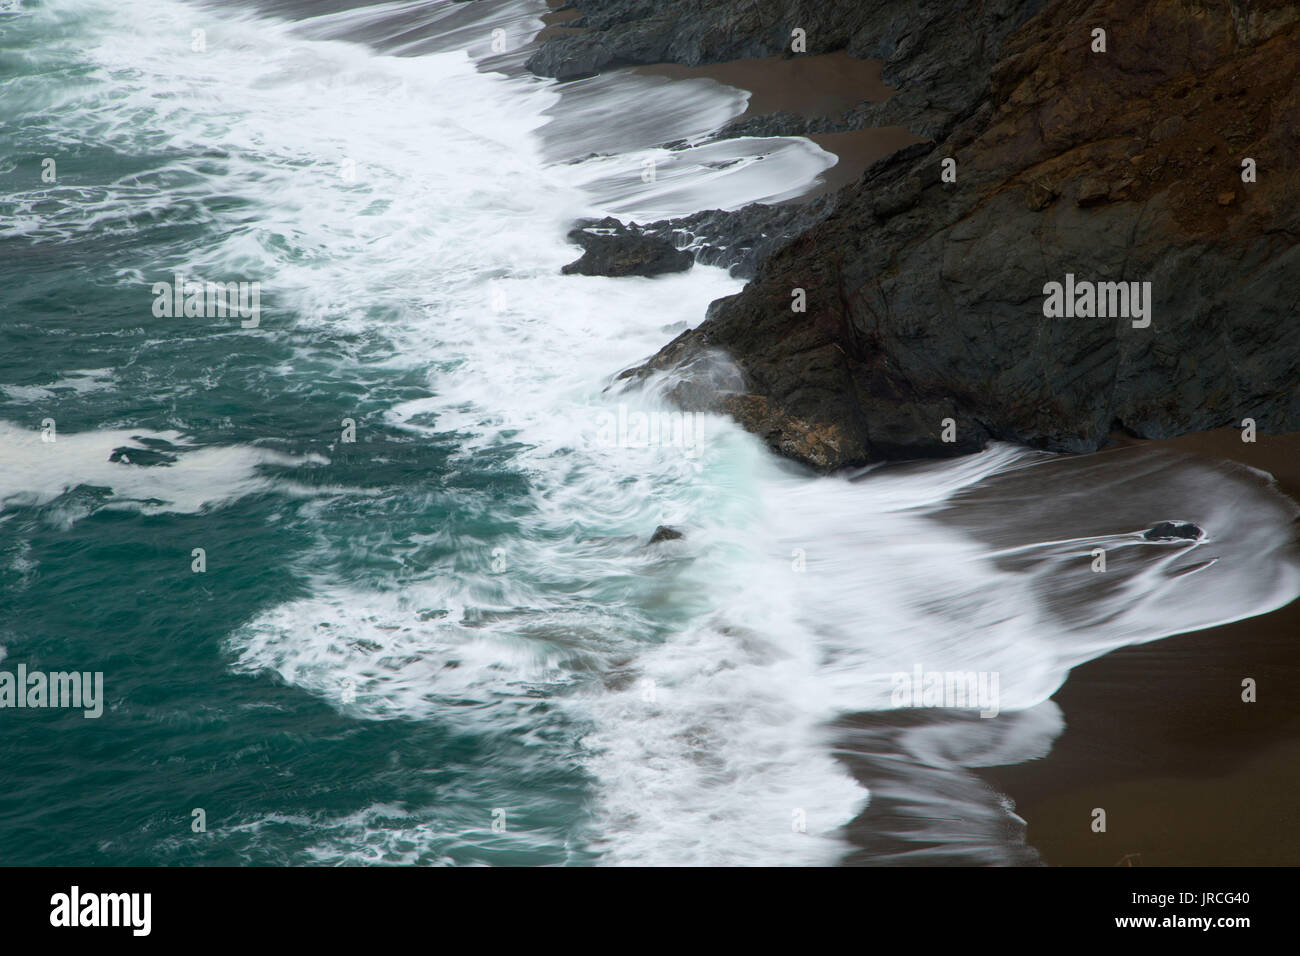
xmin=648 ymin=524 xmax=684 ymax=543
xmin=109 ymin=441 xmax=179 ymax=467
xmin=704 ymin=101 xmax=878 ymax=143
xmin=1143 ymin=521 xmax=1204 ymax=542
xmin=624 ymin=0 xmax=1300 ymax=470
xmin=568 ymin=196 xmax=838 ymax=280
xmin=546 ymin=1 xmax=1044 ymax=296
xmin=562 ymin=218 xmax=693 ymax=276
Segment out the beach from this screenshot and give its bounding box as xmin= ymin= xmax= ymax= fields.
xmin=978 ymin=431 xmax=1300 ymax=866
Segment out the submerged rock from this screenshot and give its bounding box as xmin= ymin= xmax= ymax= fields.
xmin=648 ymin=525 xmax=684 ymax=544
xmin=109 ymin=445 xmax=177 ymax=466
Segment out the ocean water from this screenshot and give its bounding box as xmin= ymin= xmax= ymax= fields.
xmin=2 ymin=0 xmax=1297 ymax=866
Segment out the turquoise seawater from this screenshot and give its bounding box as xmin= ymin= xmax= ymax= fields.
xmin=0 ymin=0 xmax=618 ymax=866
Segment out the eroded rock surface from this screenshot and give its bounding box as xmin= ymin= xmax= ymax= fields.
xmin=621 ymin=0 xmax=1300 ymax=470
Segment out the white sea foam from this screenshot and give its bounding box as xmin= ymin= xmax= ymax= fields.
xmin=0 ymin=369 xmax=115 ymax=402
xmin=0 ymin=420 xmax=326 ymax=517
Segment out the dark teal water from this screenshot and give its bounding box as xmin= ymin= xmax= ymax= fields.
xmin=0 ymin=0 xmax=835 ymax=869
xmin=0 ymin=0 xmax=606 ymax=865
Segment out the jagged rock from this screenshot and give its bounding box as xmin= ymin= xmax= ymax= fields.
xmin=109 ymin=445 xmax=177 ymax=466
xmin=648 ymin=525 xmax=684 ymax=544
xmin=1143 ymin=521 xmax=1204 ymax=541
xmin=562 ymin=219 xmax=693 ymax=276
xmin=568 ymin=196 xmax=840 ymax=282
xmin=704 ymin=101 xmax=878 ymax=143
xmin=625 ymin=0 xmax=1300 ymax=471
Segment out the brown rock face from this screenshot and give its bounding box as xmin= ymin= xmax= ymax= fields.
xmin=631 ymin=0 xmax=1300 ymax=470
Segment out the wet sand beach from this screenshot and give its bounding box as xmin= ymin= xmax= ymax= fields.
xmin=637 ymin=54 xmax=924 ymax=199
xmin=977 ymin=430 xmax=1300 ymax=866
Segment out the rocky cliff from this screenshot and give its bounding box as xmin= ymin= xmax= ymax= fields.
xmin=542 ymin=0 xmax=1300 ymax=471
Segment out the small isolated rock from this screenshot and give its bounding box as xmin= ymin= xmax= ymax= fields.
xmin=109 ymin=445 xmax=177 ymax=466
xmin=648 ymin=525 xmax=684 ymax=544
xmin=1143 ymin=521 xmax=1204 ymax=541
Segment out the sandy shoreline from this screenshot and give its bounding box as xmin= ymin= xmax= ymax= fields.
xmin=637 ymin=55 xmax=924 ymax=201
xmin=830 ymin=429 xmax=1300 ymax=866
xmin=976 ymin=430 xmax=1300 ymax=866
